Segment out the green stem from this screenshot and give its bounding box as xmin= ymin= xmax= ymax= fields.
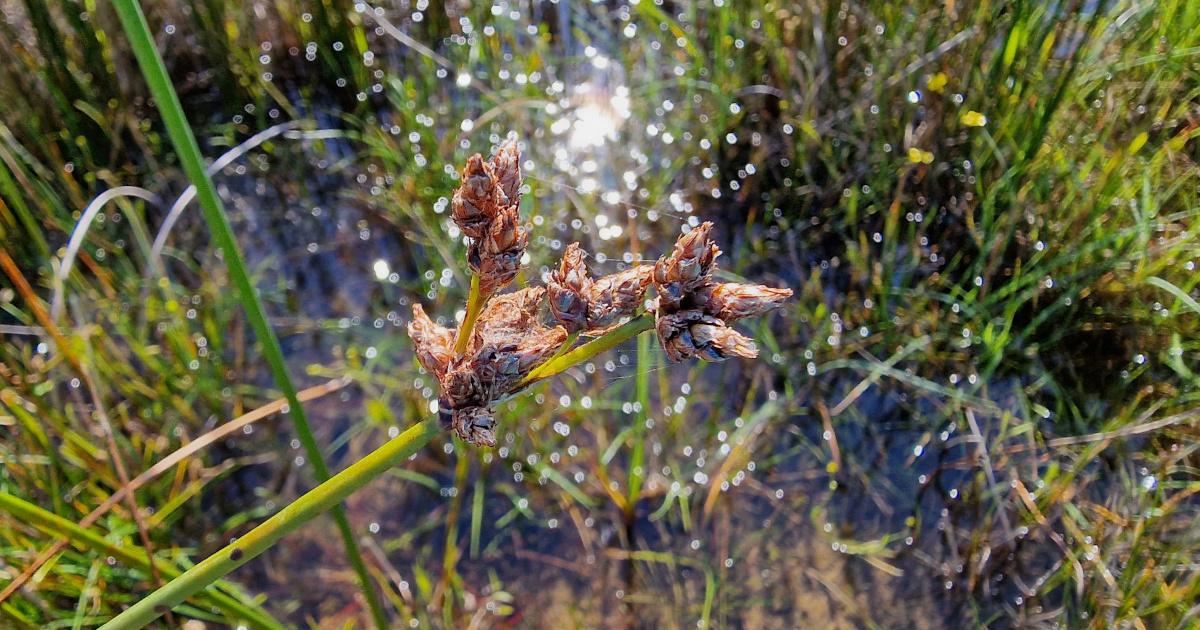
xmin=626 ymin=330 xmax=651 ymax=517
xmin=520 ymin=314 xmax=655 ymax=386
xmin=546 ymin=331 xmax=580 ymax=364
xmin=95 ymin=312 xmax=653 ymax=628
xmin=111 ymin=2 xmax=387 ymax=627
xmin=97 ymin=420 xmax=440 ymax=630
xmin=454 ymin=274 xmax=485 ymax=355
xmin=0 ymin=493 xmax=281 ymax=630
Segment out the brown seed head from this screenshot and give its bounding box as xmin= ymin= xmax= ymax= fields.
xmin=477 ymin=287 xmax=546 ymax=335
xmin=491 ymin=137 xmax=522 ymax=207
xmin=450 ymin=406 xmax=497 ymax=447
xmin=470 ymin=204 xmax=528 ymax=294
xmin=695 ymin=282 xmax=793 ymax=322
xmin=440 ymin=361 xmax=491 ymax=409
xmin=653 ymin=222 xmax=721 ymax=309
xmin=452 ymin=154 xmax=504 ymax=239
xmin=655 ymin=309 xmax=757 ymax=362
xmin=547 ymin=242 xmax=591 ymax=332
xmin=437 ymin=286 xmax=566 ymax=447
xmin=407 ymin=303 xmax=455 ymax=378
xmin=585 ymin=265 xmax=653 ymax=333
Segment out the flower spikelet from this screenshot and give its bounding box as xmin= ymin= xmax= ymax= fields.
xmin=490 ymin=137 xmax=522 ymax=207
xmin=585 ymin=265 xmax=653 ymax=333
xmin=690 ymin=317 xmax=759 ymax=360
xmin=407 ymin=303 xmax=455 ymax=378
xmin=656 ymin=309 xmax=758 ymax=362
xmin=474 ymin=325 xmax=567 ymax=395
xmin=548 ymin=242 xmax=652 ymax=334
xmin=451 ymin=154 xmax=504 ymax=239
xmin=447 ymin=406 xmax=497 ymax=448
xmin=653 ymin=221 xmax=721 ymax=310
xmin=695 ymin=282 xmax=793 ymax=322
xmin=440 ymin=361 xmax=490 ymax=410
xmin=470 ymin=203 xmax=528 ymax=294
xmin=547 ymin=242 xmax=591 ymax=332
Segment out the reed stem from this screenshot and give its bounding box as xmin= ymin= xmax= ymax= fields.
xmin=454 ymin=274 xmax=486 ymax=355
xmin=111 ymin=2 xmax=387 ymax=626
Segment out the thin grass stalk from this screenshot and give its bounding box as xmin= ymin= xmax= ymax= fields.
xmin=0 ymin=493 xmax=282 ymax=630
xmin=0 ymin=162 xmax=49 ymax=256
xmin=110 ymin=2 xmax=388 ymax=626
xmin=453 ymin=274 xmax=485 ymax=355
xmin=520 ymin=314 xmax=655 ymax=385
xmin=96 ymin=419 xmax=439 ymax=630
xmin=626 ymin=330 xmax=651 ymax=518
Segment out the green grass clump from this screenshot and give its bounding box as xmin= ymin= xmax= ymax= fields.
xmin=2 ymin=0 xmax=1199 ymax=628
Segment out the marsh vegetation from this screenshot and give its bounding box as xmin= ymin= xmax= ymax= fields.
xmin=1 ymin=1 xmax=1198 ymax=627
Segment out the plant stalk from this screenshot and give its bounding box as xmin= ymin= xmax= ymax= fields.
xmin=454 ymin=274 xmax=486 ymax=355
xmin=111 ymin=2 xmax=388 ymax=627
xmin=520 ymin=314 xmax=655 ymax=386
xmin=98 ymin=312 xmax=652 ymax=628
xmin=97 ymin=419 xmax=440 ymax=630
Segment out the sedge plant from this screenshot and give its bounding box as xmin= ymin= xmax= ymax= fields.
xmin=99 ymin=123 xmax=790 ymax=626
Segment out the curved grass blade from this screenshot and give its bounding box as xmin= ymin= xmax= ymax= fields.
xmin=1147 ymin=276 xmax=1200 ymax=316
xmin=110 ymin=1 xmax=388 ymax=626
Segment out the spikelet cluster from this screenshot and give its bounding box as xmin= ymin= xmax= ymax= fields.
xmin=408 ymin=288 xmax=566 ymax=446
xmin=452 ymin=138 xmax=528 ymax=294
xmin=409 ymin=139 xmax=792 ymax=447
xmin=546 ymin=242 xmax=652 ymax=335
xmin=651 ymin=222 xmax=792 ymax=362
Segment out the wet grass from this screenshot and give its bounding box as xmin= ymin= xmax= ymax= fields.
xmin=2 ymin=0 xmax=1199 ymax=628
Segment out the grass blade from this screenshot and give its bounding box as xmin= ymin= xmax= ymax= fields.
xmin=97 ymin=419 xmax=439 ymax=629
xmin=109 ymin=2 xmax=387 ymax=626
xmin=0 ymin=493 xmax=282 ymax=630
xmin=1147 ymin=276 xmax=1200 ymax=316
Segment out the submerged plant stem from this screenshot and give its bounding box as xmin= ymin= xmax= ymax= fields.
xmin=111 ymin=2 xmax=387 ymax=627
xmin=97 ymin=419 xmax=440 ymax=630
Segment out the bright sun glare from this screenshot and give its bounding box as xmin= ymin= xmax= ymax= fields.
xmin=562 ymin=82 xmax=632 ymax=149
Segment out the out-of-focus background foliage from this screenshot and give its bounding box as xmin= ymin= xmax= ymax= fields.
xmin=1 ymin=0 xmax=1198 ymax=627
